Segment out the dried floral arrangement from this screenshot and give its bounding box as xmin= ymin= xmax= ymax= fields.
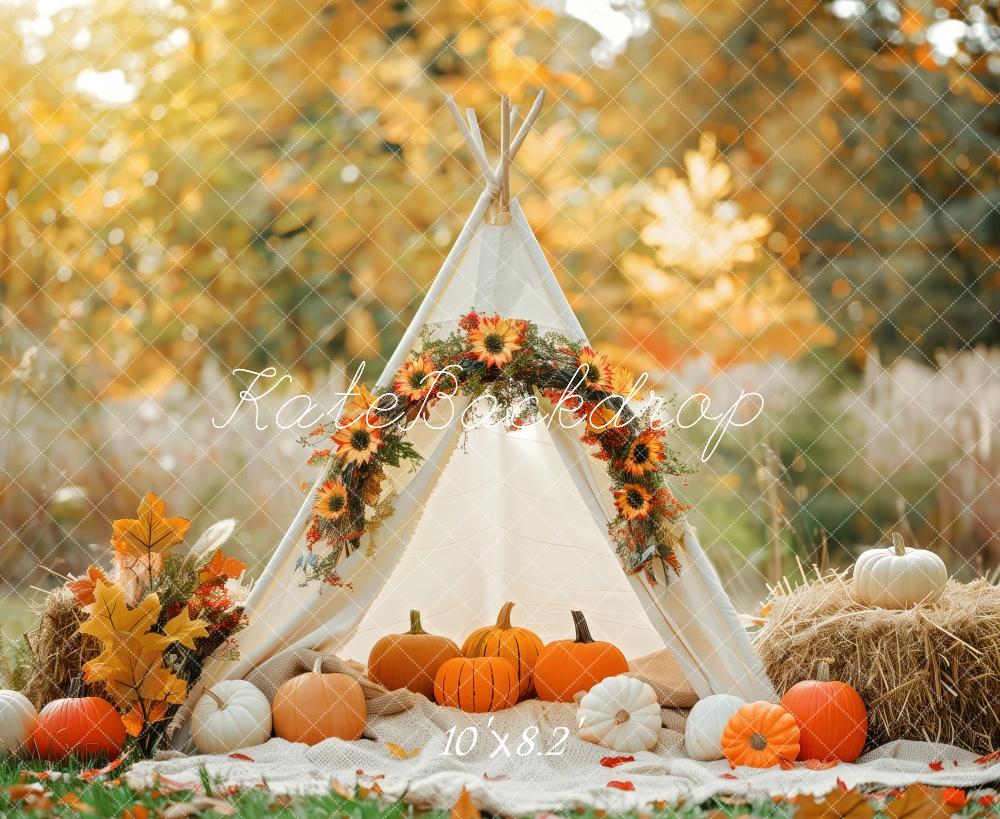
xmin=24 ymin=493 xmax=250 ymax=755
xmin=300 ymin=312 xmax=692 ymax=588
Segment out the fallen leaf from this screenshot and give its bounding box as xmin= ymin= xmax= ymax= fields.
xmin=884 ymin=784 xmax=950 ymax=819
xmin=386 ymin=741 xmax=420 ymax=759
xmin=928 ymin=760 xmax=944 ymax=772
xmin=80 ymin=752 xmax=129 ymax=780
xmin=483 ymin=773 xmax=509 ymax=781
xmin=720 ymin=773 xmax=738 ymax=780
xmin=600 ymin=755 xmax=636 ymax=768
xmin=974 ymin=750 xmax=1000 ymax=765
xmin=607 ymin=780 xmax=635 ymax=791
xmin=58 ymin=793 xmax=95 ymax=813
xmin=801 ymin=759 xmax=839 ymax=770
xmin=228 ymin=753 xmax=254 ymax=761
xmin=451 ymin=787 xmax=481 ymax=819
xmin=330 ymin=779 xmax=352 ymax=798
xmin=161 ymin=799 xmax=236 ymax=819
xmin=121 ymin=804 xmax=150 ymax=819
xmin=793 ymin=789 xmax=875 ymax=819
xmin=837 ymin=778 xmax=849 ymax=792
xmin=940 ymin=788 xmax=966 ymax=808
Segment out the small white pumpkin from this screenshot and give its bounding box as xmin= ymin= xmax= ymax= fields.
xmin=854 ymin=533 xmax=948 ymax=609
xmin=683 ymin=694 xmax=745 ymax=761
xmin=192 ymin=681 xmax=272 ymax=754
xmin=577 ymin=675 xmax=660 ymax=752
xmin=0 ymin=690 xmax=37 ymax=756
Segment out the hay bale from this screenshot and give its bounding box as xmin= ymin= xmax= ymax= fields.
xmin=23 ymin=587 xmax=100 ymax=707
xmin=754 ymin=573 xmax=1000 ymax=754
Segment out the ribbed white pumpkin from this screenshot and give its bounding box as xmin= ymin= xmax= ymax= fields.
xmin=577 ymin=675 xmax=660 ymax=752
xmin=683 ymin=694 xmax=745 ymax=761
xmin=192 ymin=681 xmax=272 ymax=754
xmin=854 ymin=533 xmax=948 ymax=609
xmin=0 ymin=690 xmax=37 ymax=756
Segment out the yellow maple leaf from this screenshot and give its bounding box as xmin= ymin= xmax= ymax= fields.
xmin=79 ymin=580 xmax=207 ymax=734
xmin=197 ymin=549 xmax=248 ymax=584
xmin=111 ymin=493 xmax=190 ymax=560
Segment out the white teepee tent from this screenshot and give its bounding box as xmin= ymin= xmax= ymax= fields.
xmin=190 ymin=93 xmax=775 ymax=714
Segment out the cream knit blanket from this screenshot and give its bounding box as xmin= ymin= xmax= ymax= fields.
xmin=129 ymin=696 xmax=1000 ymax=814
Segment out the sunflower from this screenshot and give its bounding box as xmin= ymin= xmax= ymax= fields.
xmin=614 ymin=483 xmax=653 ymax=520
xmin=313 ymin=479 xmax=349 ymax=521
xmin=332 ymin=416 xmax=382 ymax=465
xmin=623 ymin=430 xmax=665 ymax=477
xmin=578 ymin=347 xmax=614 ymax=392
xmin=393 ymin=354 xmax=439 ymax=401
xmin=467 ymin=315 xmax=525 ymax=368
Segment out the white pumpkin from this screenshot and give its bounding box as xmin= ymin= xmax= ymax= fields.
xmin=854 ymin=533 xmax=948 ymax=609
xmin=577 ymin=675 xmax=660 ymax=753
xmin=0 ymin=690 xmax=37 ymax=756
xmin=683 ymin=694 xmax=744 ymax=761
xmin=191 ymin=681 xmax=272 ymax=754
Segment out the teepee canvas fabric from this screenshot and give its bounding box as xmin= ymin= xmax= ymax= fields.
xmin=181 ymin=98 xmax=775 ymax=727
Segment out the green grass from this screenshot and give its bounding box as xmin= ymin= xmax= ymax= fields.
xmin=2 ymin=757 xmax=999 ymax=818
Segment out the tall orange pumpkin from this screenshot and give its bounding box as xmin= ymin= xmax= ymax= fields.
xmin=30 ymin=697 xmax=126 ymax=761
xmin=780 ymin=660 xmax=867 ymax=762
xmin=462 ymin=602 xmax=544 ymax=699
xmin=368 ymin=610 xmax=460 ymax=699
xmin=272 ymin=658 xmax=366 ymax=745
xmin=533 ymin=610 xmax=628 ymax=702
xmin=433 ymin=657 xmax=518 ymax=713
xmin=721 ymin=701 xmax=800 ymax=768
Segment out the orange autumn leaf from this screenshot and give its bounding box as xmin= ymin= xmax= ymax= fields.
xmin=111 ymin=492 xmax=190 ymax=560
xmin=65 ymin=566 xmax=110 ymax=606
xmin=793 ymin=789 xmax=875 ymax=819
xmin=884 ymin=785 xmax=950 ymax=819
xmin=450 ymin=787 xmax=481 ymax=819
xmin=386 ymin=742 xmax=420 ymax=759
xmin=198 ymin=549 xmax=248 ymax=583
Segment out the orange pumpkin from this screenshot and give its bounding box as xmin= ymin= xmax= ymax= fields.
xmin=272 ymin=658 xmax=366 ymax=744
xmin=533 ymin=610 xmax=628 ymax=702
xmin=368 ymin=610 xmax=461 ymax=699
xmin=780 ymin=660 xmax=867 ymax=762
xmin=462 ymin=602 xmax=544 ymax=699
xmin=721 ymin=701 xmax=800 ymax=768
xmin=433 ymin=657 xmax=518 ymax=713
xmin=30 ymin=697 xmax=126 ymax=761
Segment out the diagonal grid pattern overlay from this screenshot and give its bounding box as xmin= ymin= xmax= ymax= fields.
xmin=1 ymin=0 xmax=998 ymax=779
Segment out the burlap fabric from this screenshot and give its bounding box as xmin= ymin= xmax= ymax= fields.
xmin=628 ymin=650 xmax=700 ymax=709
xmin=129 ymin=696 xmax=1000 ymax=814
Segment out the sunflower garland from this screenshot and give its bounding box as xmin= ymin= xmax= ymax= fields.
xmin=298 ymin=311 xmax=693 ymax=586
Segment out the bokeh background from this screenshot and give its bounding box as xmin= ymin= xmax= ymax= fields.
xmin=2 ymin=0 xmax=998 ymax=653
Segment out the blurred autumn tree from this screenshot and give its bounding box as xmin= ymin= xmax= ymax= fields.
xmin=1 ymin=0 xmax=997 ymax=397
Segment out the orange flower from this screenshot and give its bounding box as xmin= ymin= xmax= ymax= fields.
xmin=586 ymin=403 xmax=622 ymax=435
xmin=614 ymin=483 xmax=653 ymax=520
xmin=623 ymin=430 xmax=665 ymax=477
xmin=393 ymin=354 xmax=439 ymax=401
xmin=578 ymin=347 xmax=614 ymax=392
xmin=468 ymin=315 xmax=525 ymax=368
xmin=313 ymin=479 xmax=349 ymax=520
xmin=332 ymin=416 xmax=382 ymax=465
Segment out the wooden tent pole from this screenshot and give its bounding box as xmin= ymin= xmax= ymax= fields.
xmin=499 ymin=95 xmax=511 ymax=216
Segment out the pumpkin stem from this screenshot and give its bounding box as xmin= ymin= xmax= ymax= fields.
xmin=891 ymin=532 xmax=907 ymax=557
xmin=408 ymin=610 xmax=426 ymax=635
xmin=203 ymin=688 xmax=226 ymax=709
xmin=749 ymin=732 xmax=768 ymax=751
xmin=571 ymin=610 xmax=594 ymax=644
xmin=496 ymin=601 xmax=515 ymax=630
xmin=312 ymin=656 xmax=325 ymax=675
xmin=815 ymin=660 xmax=832 ymax=682
xmin=614 ymin=709 xmax=630 ymax=725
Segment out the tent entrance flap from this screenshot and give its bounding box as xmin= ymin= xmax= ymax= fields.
xmin=342 ymin=421 xmax=665 ymax=661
